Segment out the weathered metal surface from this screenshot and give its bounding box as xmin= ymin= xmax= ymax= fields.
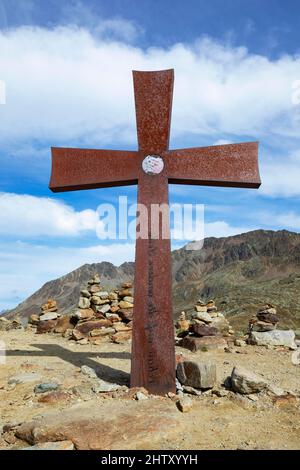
xmin=164 ymin=142 xmax=261 ymax=188
xmin=49 ymin=68 xmax=261 ymax=396
xmin=49 ymin=148 xmax=139 ymax=192
xmin=131 ymin=70 xmax=175 ymax=394
xmin=133 ymin=69 xmax=174 ymax=153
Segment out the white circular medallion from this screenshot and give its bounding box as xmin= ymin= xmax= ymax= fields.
xmin=142 ymin=155 xmax=164 ymax=175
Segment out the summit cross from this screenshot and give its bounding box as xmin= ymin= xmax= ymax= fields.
xmin=49 ymin=69 xmax=261 ymax=395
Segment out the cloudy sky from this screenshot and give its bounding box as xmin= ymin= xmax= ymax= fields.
xmin=1 ymin=0 xmax=300 ymax=310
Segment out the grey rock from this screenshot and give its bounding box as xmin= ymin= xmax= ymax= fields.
xmin=249 ymin=330 xmax=297 ymax=350
xmin=39 ymin=312 xmax=58 ymax=321
xmin=177 ymin=360 xmax=216 ymax=389
xmin=182 ymin=385 xmax=202 ymax=396
xmin=231 ymin=366 xmax=268 ymax=394
xmin=98 ymin=304 xmax=111 ymax=315
xmin=135 ymin=391 xmax=148 ymax=400
xmin=123 ymin=296 xmax=134 ymax=303
xmin=194 ymin=312 xmax=213 ymax=323
xmin=80 ymin=365 xmax=98 ymax=379
xmin=175 ymin=378 xmax=183 ymax=392
xmin=92 ymin=379 xmax=121 ymax=393
xmin=34 ymin=383 xmax=59 ymax=394
xmin=252 ymin=321 xmax=276 ymax=332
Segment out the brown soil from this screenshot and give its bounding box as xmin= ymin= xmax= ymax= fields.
xmin=0 ymin=329 xmax=300 ymax=450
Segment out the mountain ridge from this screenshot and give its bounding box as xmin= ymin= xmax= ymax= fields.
xmin=6 ymin=229 xmax=300 ymax=331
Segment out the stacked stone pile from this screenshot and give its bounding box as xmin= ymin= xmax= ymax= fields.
xmin=177 ymin=300 xmax=234 ymax=352
xmin=248 ymin=304 xmax=279 ymax=333
xmin=248 ymin=303 xmax=297 ymax=350
xmin=0 ymin=316 xmax=22 ymax=331
xmin=29 ymin=274 xmax=134 ymax=345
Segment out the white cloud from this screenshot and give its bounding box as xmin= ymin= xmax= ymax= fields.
xmin=0 ymin=240 xmax=135 ymax=310
xmin=1 ymin=26 xmax=300 ymax=148
xmin=259 ymin=149 xmax=300 ymax=197
xmin=0 ymin=192 xmax=100 ymax=236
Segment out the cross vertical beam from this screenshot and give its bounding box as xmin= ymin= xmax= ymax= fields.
xmin=130 ymin=70 xmax=176 ymax=394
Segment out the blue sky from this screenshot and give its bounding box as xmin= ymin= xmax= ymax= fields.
xmin=1 ymin=0 xmax=300 ymax=309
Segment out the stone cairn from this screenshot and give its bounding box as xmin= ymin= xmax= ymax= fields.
xmin=176 ymin=299 xmax=234 ymax=352
xmin=248 ymin=303 xmax=279 ymax=333
xmin=247 ymin=303 xmax=297 ymax=349
xmin=29 ymin=274 xmax=134 ymax=345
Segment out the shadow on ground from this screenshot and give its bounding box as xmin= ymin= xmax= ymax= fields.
xmin=6 ymin=343 xmax=131 ymax=386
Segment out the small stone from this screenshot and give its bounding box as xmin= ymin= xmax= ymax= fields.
xmin=177 ymin=360 xmax=216 ymax=389
xmin=37 ymin=391 xmax=69 ymax=404
xmin=28 ymin=314 xmax=40 ymax=325
xmin=80 ymin=365 xmax=98 ymax=379
xmin=108 ymin=292 xmax=118 ymax=301
xmin=111 ymin=331 xmax=132 ymax=344
xmin=234 ymin=339 xmax=246 ymax=347
xmin=34 ymin=382 xmax=59 ymax=394
xmin=135 ymin=391 xmax=148 ymax=400
xmin=78 ymin=297 xmax=90 ymax=309
xmin=92 ymin=379 xmax=121 ymax=393
xmin=256 ymin=313 xmax=279 ymax=324
xmin=119 ymin=289 xmax=132 ymax=297
xmin=252 ymin=321 xmax=276 ymax=332
xmin=41 ymin=299 xmax=57 ymax=312
xmin=63 ymin=328 xmax=74 ymax=338
xmin=98 ymin=304 xmax=111 ymax=315
xmin=89 ymin=284 xmax=101 ymax=294
xmin=176 ymin=396 xmax=193 ymax=413
xmin=118 ymin=308 xmax=133 ymax=322
xmin=109 ymin=305 xmax=120 ymax=313
xmin=77 ymin=338 xmax=89 ymax=345
xmin=80 ymin=289 xmax=91 ymax=298
xmin=122 ymin=282 xmax=132 ymax=289
xmin=73 ymin=308 xmax=94 ymax=320
xmin=195 ymin=305 xmax=208 ymax=313
xmin=123 ymin=296 xmax=134 ymax=303
xmin=90 ymin=327 xmax=115 ymax=337
xmin=231 ymin=366 xmax=268 ymax=394
xmin=119 ymin=300 xmax=134 ymax=309
xmin=182 ymin=385 xmax=201 ymax=396
xmin=194 ymin=312 xmax=213 ymax=323
xmin=88 ymin=274 xmax=101 ymax=284
xmin=106 ymin=313 xmax=121 ymax=322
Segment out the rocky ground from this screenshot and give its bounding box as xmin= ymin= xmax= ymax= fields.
xmin=0 ymin=328 xmax=300 ymax=450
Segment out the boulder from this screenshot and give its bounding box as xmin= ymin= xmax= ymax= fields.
xmin=36 ymin=319 xmax=57 ymax=334
xmin=249 ymin=330 xmax=297 ymax=350
xmin=177 ymin=360 xmax=216 ymax=389
xmin=80 ymin=289 xmax=91 ymax=298
xmin=15 ymin=400 xmax=183 ymax=450
xmin=181 ymin=336 xmax=227 ymax=352
xmin=89 ymin=284 xmax=101 ymax=294
xmin=231 ymin=366 xmax=268 ymax=394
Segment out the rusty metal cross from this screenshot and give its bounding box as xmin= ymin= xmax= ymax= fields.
xmin=49 ymin=69 xmax=261 ymax=395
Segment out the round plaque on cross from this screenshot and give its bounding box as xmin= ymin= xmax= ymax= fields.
xmin=142 ymin=155 xmax=164 ymax=175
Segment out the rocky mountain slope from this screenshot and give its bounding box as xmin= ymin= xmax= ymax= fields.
xmin=6 ymin=230 xmax=300 ymax=331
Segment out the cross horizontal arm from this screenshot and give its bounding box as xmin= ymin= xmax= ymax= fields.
xmin=164 ymin=142 xmax=260 ymax=188
xmin=49 ymin=147 xmax=139 ymax=192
